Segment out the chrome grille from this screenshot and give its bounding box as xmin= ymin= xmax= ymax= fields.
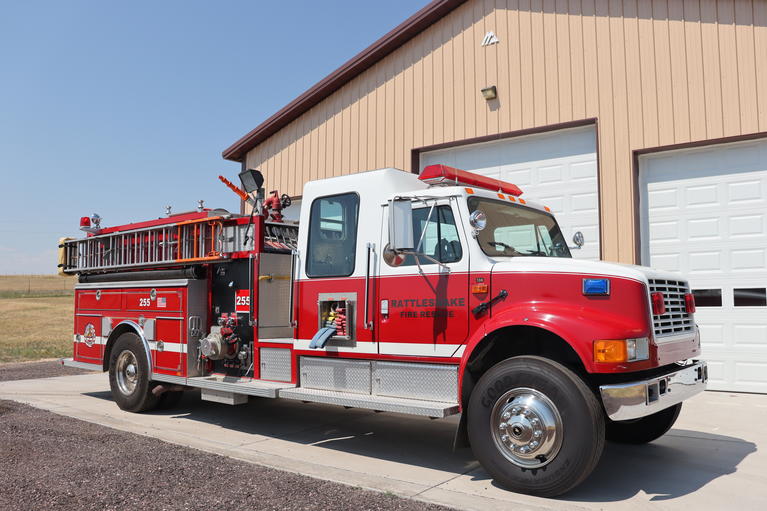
xmin=648 ymin=279 xmax=694 ymax=338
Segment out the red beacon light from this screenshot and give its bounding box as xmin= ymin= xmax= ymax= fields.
xmin=419 ymin=164 xmax=523 ymax=197
xmin=79 ymin=214 xmax=102 ymax=235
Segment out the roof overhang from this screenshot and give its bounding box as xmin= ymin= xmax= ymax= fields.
xmin=222 ymin=0 xmax=468 ymax=162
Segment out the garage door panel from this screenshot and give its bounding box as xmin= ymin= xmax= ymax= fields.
xmin=735 ymin=363 xmax=767 ymax=389
xmin=641 ymin=138 xmax=767 ymax=393
xmin=731 ymin=249 xmax=766 ymax=270
xmin=421 ymin=126 xmax=599 ymax=260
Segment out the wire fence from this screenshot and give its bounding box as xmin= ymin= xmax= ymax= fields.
xmin=0 ymin=275 xmax=75 ymax=298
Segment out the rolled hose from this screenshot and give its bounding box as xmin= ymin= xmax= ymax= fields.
xmin=78 ymin=266 xmax=205 ymax=283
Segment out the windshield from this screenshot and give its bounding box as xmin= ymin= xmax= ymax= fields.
xmin=467 ymin=197 xmax=571 ymax=258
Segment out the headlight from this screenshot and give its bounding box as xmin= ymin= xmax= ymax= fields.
xmin=594 ymin=337 xmax=649 ymax=363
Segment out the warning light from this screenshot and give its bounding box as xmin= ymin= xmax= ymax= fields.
xmin=583 ymin=278 xmax=610 ymax=296
xmin=685 ymin=293 xmax=696 ymax=313
xmin=419 ymin=164 xmax=523 ymax=196
xmin=651 ymin=292 xmax=666 ymax=315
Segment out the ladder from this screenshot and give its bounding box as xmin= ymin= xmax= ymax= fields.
xmin=61 ymin=217 xmax=300 ymax=274
xmin=61 ymin=216 xmax=228 ymax=274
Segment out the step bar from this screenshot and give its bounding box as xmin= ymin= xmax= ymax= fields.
xmin=279 ymin=387 xmax=459 ymax=418
xmin=183 ymin=375 xmax=295 ymax=398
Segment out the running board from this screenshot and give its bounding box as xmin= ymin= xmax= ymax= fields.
xmin=61 ymin=358 xmax=102 ymax=372
xmin=279 ymin=387 xmax=460 ymax=418
xmin=186 ymin=376 xmax=295 ymax=398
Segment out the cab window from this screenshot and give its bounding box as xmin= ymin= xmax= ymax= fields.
xmin=393 ymin=205 xmax=462 ymax=266
xmin=306 ymin=193 xmax=359 ymax=277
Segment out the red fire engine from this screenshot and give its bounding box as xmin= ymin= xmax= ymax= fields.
xmin=61 ymin=165 xmax=707 ymax=496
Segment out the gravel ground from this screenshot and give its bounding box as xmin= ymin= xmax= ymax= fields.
xmin=0 ymin=362 xmax=451 ymax=511
xmin=0 ymin=359 xmax=93 ymax=381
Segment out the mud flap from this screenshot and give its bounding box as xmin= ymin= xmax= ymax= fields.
xmin=452 ymin=412 xmax=470 ymax=451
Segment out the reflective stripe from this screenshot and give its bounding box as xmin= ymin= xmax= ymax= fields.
xmin=73 ymin=334 xmax=106 ymax=345
xmin=293 ymin=339 xmax=377 ymax=354
xmin=148 ymin=341 xmax=187 ymax=354
xmin=379 ymin=343 xmax=464 ymax=358
xmin=73 ymin=335 xmax=186 ymax=354
xmin=293 ymin=339 xmax=464 ymax=358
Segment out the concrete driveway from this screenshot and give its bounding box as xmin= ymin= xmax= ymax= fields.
xmin=1 ymin=373 xmax=764 ymax=510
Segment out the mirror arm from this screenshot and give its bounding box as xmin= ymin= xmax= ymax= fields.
xmin=415 ymin=202 xmax=436 ymax=253
xmin=394 ymin=249 xmax=451 ymax=273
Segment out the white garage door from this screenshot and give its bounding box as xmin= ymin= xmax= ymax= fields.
xmin=640 ymin=139 xmax=767 ymax=393
xmin=420 ymin=126 xmax=600 ymax=260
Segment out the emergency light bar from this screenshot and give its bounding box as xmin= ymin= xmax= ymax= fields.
xmin=419 ymin=164 xmax=523 ymax=196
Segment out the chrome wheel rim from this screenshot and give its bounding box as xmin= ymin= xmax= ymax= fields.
xmin=491 ymin=387 xmax=563 ymax=468
xmin=115 ymin=350 xmax=138 ymax=395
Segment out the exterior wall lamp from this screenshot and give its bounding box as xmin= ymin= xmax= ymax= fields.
xmin=481 ymin=86 xmax=497 ymax=100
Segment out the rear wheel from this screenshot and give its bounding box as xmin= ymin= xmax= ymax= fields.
xmin=468 ymin=356 xmax=604 ymax=497
xmin=108 ymin=332 xmax=159 ymax=412
xmin=606 ymin=403 xmax=682 ymax=444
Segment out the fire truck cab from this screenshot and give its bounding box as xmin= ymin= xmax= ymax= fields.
xmin=61 ymin=165 xmax=707 ymax=497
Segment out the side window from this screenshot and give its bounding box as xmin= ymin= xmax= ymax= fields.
xmin=394 ymin=205 xmax=462 ymax=266
xmin=306 ymin=193 xmax=359 ymax=277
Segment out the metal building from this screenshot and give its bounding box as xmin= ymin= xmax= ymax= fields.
xmin=223 ymin=0 xmax=767 ymax=393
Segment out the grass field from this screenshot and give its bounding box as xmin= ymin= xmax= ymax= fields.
xmin=0 ymin=275 xmax=74 ymax=363
xmin=0 ymin=275 xmax=75 ymax=298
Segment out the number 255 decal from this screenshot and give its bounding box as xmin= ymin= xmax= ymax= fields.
xmin=235 ymin=295 xmax=250 ymax=306
xmin=139 ymin=298 xmax=151 ymax=307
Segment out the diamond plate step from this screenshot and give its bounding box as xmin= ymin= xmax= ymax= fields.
xmin=186 ymin=376 xmax=295 ymax=398
xmin=278 ymin=387 xmax=460 ymax=418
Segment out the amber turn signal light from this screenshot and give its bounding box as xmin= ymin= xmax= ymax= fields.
xmin=594 ymin=340 xmax=628 ymax=363
xmin=471 ymin=283 xmax=488 ymax=294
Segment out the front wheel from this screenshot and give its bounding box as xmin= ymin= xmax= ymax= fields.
xmin=606 ymin=403 xmax=682 ymax=444
xmin=467 ymin=356 xmax=605 ymax=497
xmin=108 ymin=332 xmax=159 ymax=412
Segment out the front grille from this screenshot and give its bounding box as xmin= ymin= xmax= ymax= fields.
xmin=648 ymin=279 xmax=694 ymax=338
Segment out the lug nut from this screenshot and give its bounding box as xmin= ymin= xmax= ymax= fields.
xmin=533 ymin=430 xmax=542 ymax=438
xmin=529 ymin=440 xmax=539 ymax=448
xmin=511 ymin=407 xmax=519 ymax=414
xmin=502 ymin=412 xmax=511 ymax=420
xmin=501 ymin=434 xmax=510 ymax=442
xmin=499 ymin=422 xmax=508 ymax=430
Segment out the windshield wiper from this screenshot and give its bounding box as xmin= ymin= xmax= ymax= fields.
xmin=488 ymin=241 xmax=518 ymax=253
xmin=487 ymin=241 xmax=547 ymax=257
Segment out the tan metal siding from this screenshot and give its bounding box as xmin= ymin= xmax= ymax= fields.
xmin=245 ymin=0 xmax=767 ymax=263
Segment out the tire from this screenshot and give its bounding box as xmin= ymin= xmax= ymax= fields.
xmin=467 ymin=356 xmax=605 ymax=497
xmin=606 ymin=403 xmax=682 ymax=444
xmin=108 ymin=332 xmax=159 ymax=412
xmin=156 ymin=390 xmax=184 ymax=410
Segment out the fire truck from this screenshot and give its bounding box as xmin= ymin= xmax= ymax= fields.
xmin=60 ymin=165 xmax=707 ymax=497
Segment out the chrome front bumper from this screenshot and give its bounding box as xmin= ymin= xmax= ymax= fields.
xmin=600 ymin=360 xmax=707 ymax=421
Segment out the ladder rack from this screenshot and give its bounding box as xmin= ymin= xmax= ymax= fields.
xmin=61 ymin=217 xmax=299 ymax=275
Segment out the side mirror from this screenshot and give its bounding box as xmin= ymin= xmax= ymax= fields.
xmin=469 ymin=210 xmax=487 ymax=231
xmin=572 ymin=231 xmax=585 ymax=249
xmin=388 ymin=199 xmax=414 ymax=252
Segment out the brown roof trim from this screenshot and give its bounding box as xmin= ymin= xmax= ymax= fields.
xmin=222 ymin=0 xmax=468 ymax=162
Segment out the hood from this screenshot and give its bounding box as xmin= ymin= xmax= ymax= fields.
xmin=489 ymin=257 xmax=686 ymax=285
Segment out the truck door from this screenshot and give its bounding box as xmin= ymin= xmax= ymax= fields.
xmin=376 ymin=199 xmax=469 ymax=357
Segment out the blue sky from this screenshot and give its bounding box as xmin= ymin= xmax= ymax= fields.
xmin=0 ymin=0 xmax=424 ymax=274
